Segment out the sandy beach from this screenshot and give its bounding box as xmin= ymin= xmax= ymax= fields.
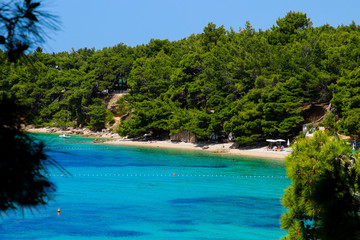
xmin=105 ymin=139 xmax=290 ymax=160
xmin=26 ymin=126 xmax=290 ymax=160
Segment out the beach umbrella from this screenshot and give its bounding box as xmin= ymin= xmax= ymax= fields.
xmin=287 ymin=139 xmax=290 ymax=146
xmin=266 ymin=139 xmax=276 ymax=148
xmin=275 ymin=139 xmax=285 ymax=147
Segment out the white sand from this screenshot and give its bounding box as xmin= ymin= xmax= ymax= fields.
xmin=105 ymin=139 xmax=290 ymax=160
xmin=26 ymin=127 xmax=290 ymax=160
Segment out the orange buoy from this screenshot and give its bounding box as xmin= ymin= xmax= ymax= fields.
xmin=173 ymin=173 xmax=176 ymax=176
xmin=57 ymin=208 xmax=61 ymax=213
xmin=61 ymin=174 xmax=65 ymax=177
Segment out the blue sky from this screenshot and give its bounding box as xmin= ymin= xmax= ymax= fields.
xmin=43 ymin=0 xmax=360 ymax=53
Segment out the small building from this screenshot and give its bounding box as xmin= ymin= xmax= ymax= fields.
xmin=170 ymin=130 xmax=197 ymax=143
xmin=111 ymin=78 xmax=127 ymax=93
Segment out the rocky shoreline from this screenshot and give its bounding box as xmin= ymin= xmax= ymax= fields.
xmin=24 ymin=126 xmax=121 ymax=139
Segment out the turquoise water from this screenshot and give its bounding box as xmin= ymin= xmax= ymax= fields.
xmin=0 ymin=133 xmax=289 ymax=239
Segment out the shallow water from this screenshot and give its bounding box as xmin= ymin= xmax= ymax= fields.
xmin=0 ymin=133 xmax=289 ymax=239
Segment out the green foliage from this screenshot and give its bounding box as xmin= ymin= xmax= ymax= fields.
xmin=86 ymin=102 xmax=109 ymax=131
xmin=0 ymin=0 xmax=59 ymax=61
xmin=0 ymin=93 xmax=56 ymax=212
xmin=0 ymin=0 xmax=61 ymax=213
xmin=331 ymin=67 xmax=360 ymax=137
xmin=3 ymin=11 xmax=360 ymax=143
xmin=52 ymin=109 xmax=73 ymax=127
xmin=281 ymin=131 xmax=360 ymax=239
xmin=117 ymin=98 xmax=175 ymax=137
xmin=321 ymin=112 xmax=337 ymax=130
xmin=271 ymin=11 xmax=312 ymax=44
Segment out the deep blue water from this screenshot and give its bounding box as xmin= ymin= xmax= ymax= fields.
xmin=0 ymin=133 xmax=289 ymax=239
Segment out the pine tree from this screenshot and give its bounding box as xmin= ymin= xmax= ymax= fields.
xmin=281 ymin=131 xmax=360 ymax=239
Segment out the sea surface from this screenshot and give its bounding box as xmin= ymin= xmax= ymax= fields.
xmin=0 ymin=133 xmax=290 ymax=240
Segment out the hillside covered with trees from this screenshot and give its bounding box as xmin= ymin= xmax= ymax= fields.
xmin=1 ymin=11 xmax=360 ymax=144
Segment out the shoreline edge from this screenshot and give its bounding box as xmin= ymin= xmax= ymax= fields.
xmin=26 ymin=127 xmax=290 ymax=160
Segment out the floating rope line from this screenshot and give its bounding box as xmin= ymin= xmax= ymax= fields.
xmin=45 ymin=147 xmax=110 ymax=150
xmin=45 ymin=173 xmax=287 ymax=179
